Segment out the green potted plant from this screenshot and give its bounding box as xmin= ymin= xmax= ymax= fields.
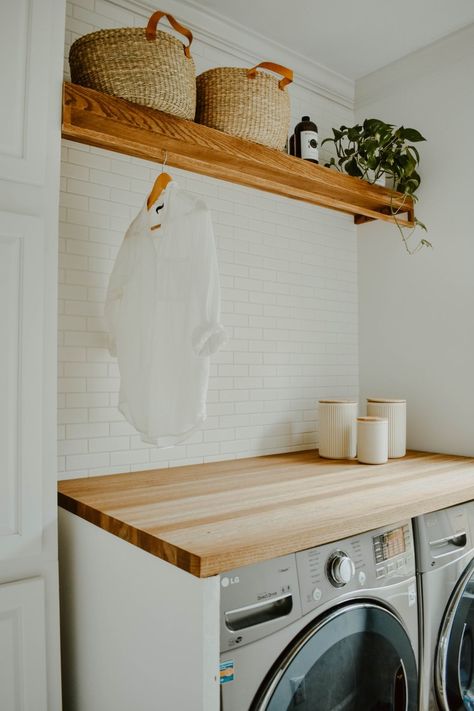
xmin=322 ymin=118 xmax=431 ymax=254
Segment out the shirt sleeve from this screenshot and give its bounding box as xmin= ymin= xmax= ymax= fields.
xmin=104 ymin=237 xmax=132 ymax=357
xmin=191 ymin=207 xmax=227 ymax=357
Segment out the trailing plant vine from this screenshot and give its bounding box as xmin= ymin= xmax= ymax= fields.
xmin=322 ymin=119 xmax=432 ymax=254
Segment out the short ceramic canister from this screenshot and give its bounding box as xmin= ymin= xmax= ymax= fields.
xmin=318 ymin=400 xmax=358 ymax=459
xmin=357 ymin=416 xmax=388 ymax=465
xmin=367 ymin=398 xmax=406 ymax=458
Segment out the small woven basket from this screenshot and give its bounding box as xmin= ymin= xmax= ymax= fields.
xmin=196 ymin=62 xmax=293 ymax=150
xmin=69 ymin=10 xmax=196 ymax=120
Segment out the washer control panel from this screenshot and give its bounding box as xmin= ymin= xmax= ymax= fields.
xmin=296 ymin=521 xmax=415 ymax=615
xmin=219 ymin=522 xmax=416 ymax=649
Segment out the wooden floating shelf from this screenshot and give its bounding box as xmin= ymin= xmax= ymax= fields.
xmin=62 ymin=82 xmax=414 ymax=227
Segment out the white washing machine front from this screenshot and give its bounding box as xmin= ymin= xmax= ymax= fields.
xmin=220 ymin=521 xmax=419 ymax=711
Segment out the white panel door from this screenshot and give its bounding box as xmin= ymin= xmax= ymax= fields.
xmin=0 ymin=578 xmax=47 ymax=711
xmin=0 ymin=212 xmax=44 ymax=559
xmin=0 ymin=0 xmax=65 ymax=709
xmin=0 ymin=0 xmax=53 ymax=184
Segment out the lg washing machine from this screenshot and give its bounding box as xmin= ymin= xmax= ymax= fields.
xmin=415 ymin=500 xmax=474 ymax=710
xmin=220 ymin=520 xmax=418 ymax=710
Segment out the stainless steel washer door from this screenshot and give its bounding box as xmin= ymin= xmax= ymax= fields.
xmin=251 ymin=602 xmax=417 ymax=711
xmin=436 ymin=559 xmax=474 ymax=710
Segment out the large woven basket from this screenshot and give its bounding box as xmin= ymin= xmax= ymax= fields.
xmin=196 ymin=62 xmax=293 ymax=150
xmin=69 ymin=10 xmax=196 ymax=120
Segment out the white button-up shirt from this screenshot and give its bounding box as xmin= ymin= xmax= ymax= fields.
xmin=105 ymin=181 xmax=226 ymax=447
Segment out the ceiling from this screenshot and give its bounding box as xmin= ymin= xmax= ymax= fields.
xmin=185 ymin=0 xmax=474 ymax=79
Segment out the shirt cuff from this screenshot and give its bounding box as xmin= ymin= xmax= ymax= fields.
xmin=192 ymin=322 xmax=227 ymax=357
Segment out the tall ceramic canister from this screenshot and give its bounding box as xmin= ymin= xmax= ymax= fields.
xmin=318 ymin=400 xmax=358 ymax=459
xmin=367 ymin=398 xmax=407 ymax=458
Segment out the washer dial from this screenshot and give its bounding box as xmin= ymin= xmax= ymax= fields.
xmin=327 ymin=551 xmax=355 ymax=587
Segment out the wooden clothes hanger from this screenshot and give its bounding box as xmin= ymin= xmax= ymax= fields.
xmin=147 ymin=151 xmax=173 ymax=229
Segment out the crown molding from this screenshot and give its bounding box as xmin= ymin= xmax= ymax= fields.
xmin=356 ymin=22 xmax=474 ymax=111
xmin=103 ymin=0 xmax=355 ymax=109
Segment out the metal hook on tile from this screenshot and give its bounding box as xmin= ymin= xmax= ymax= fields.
xmin=161 ymin=149 xmax=168 ymax=173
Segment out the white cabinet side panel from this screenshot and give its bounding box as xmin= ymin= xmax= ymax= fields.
xmin=0 ymin=577 xmax=47 ymax=711
xmin=0 ymin=212 xmax=44 ymax=559
xmin=59 ymin=509 xmax=220 ymax=711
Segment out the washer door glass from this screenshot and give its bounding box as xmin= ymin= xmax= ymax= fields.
xmin=436 ymin=563 xmax=474 ymax=710
xmin=253 ymin=602 xmax=417 ymax=711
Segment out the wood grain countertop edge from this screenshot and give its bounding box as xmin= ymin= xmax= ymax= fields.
xmin=58 ymin=450 xmax=474 ymax=578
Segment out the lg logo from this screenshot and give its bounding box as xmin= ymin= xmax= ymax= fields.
xmin=221 ymin=576 xmax=240 ymax=587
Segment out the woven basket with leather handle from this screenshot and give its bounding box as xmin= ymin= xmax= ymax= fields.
xmin=196 ymin=62 xmax=293 ymax=150
xmin=69 ymin=10 xmax=196 ymax=120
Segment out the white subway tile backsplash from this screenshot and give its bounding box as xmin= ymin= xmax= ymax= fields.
xmin=60 ymin=192 xmax=89 ymax=211
xmin=64 ymin=300 xmax=102 ymax=316
xmin=58 ymin=377 xmax=86 ymax=393
xmin=89 ymin=436 xmax=130 ymax=453
xmin=64 ymin=331 xmax=108 ymax=348
xmin=66 ymin=422 xmax=110 ymax=439
xmin=63 ymin=363 xmax=108 ymax=377
xmin=59 ymin=315 xmax=87 ymax=332
xmin=58 ymin=408 xmax=88 ymax=424
xmin=66 ymin=451 xmax=111 ymax=470
xmin=110 ymin=450 xmax=150 ymax=467
xmin=66 ymin=392 xmax=109 ymax=408
xmin=58 ymin=0 xmax=359 ymax=479
xmin=89 ymin=407 xmax=124 ymax=422
xmin=86 ymin=378 xmax=120 ymax=393
xmin=58 ymin=439 xmax=89 ymax=456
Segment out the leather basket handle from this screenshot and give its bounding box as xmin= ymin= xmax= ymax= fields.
xmin=247 ymin=62 xmax=293 ymax=90
xmin=146 ymin=10 xmax=193 ymax=58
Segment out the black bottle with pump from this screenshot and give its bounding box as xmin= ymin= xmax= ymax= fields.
xmin=294 ymin=116 xmax=319 ymax=164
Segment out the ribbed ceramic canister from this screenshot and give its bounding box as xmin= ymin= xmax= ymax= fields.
xmin=357 ymin=417 xmax=388 ymax=465
xmin=367 ymin=398 xmax=407 ymax=458
xmin=318 ymin=400 xmax=358 ymax=459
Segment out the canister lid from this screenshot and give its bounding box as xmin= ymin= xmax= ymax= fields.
xmin=357 ymin=416 xmax=388 ymax=422
xmin=319 ymin=399 xmax=358 ymax=404
xmin=367 ymin=398 xmax=406 ymax=403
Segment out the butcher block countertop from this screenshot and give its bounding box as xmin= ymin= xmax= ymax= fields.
xmin=58 ymin=450 xmax=474 ymax=578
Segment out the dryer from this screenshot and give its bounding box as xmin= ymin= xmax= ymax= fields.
xmin=415 ymin=501 xmax=474 ymax=710
xmin=220 ymin=521 xmax=418 ymax=710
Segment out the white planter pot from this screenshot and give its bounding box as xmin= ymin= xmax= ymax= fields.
xmin=367 ymin=172 xmax=394 ymax=189
xmin=367 ymin=398 xmax=406 ymax=458
xmin=318 ymin=400 xmax=358 ymax=459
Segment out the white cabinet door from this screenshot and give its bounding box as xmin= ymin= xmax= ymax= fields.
xmin=0 ymin=578 xmax=47 ymax=711
xmin=0 ymin=0 xmax=53 ymax=184
xmin=0 ymin=0 xmax=65 ymax=709
xmin=0 ymin=213 xmax=44 ymax=559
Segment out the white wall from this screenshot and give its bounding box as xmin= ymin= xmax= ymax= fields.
xmin=356 ymin=24 xmax=474 ymax=456
xmin=58 ymin=0 xmax=358 ymax=478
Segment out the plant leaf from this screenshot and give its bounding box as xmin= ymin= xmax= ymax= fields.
xmin=365 ymin=118 xmax=393 ymax=133
xmin=406 ymin=145 xmax=420 ymax=162
xmin=400 ymin=127 xmax=426 ymax=142
xmin=345 ymin=157 xmax=363 ymax=177
xmin=347 ymin=127 xmax=360 ymax=142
